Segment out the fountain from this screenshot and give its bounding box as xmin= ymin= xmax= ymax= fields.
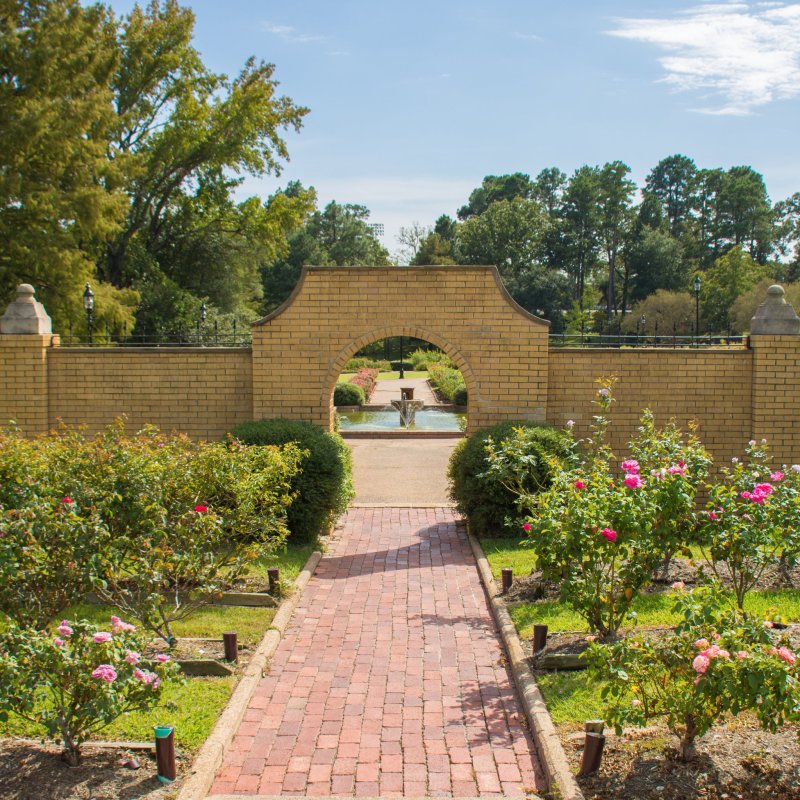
xmin=391 ymin=387 xmax=425 ymax=428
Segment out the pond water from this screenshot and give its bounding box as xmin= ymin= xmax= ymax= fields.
xmin=337 ymin=407 xmax=466 ymax=432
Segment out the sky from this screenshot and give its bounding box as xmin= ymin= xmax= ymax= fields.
xmin=107 ymin=0 xmax=800 ymax=256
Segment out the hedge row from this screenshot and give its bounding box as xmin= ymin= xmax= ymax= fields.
xmin=343 ymin=357 xmax=392 ymax=372
xmin=428 ymin=363 xmax=467 ymax=404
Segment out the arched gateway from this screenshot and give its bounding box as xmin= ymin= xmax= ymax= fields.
xmin=252 ymin=266 xmax=549 ymax=434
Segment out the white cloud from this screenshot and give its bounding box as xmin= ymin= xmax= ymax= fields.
xmin=262 ymin=22 xmax=328 ymax=44
xmin=608 ymin=2 xmax=800 ymax=114
xmin=514 ymin=32 xmax=542 ymax=42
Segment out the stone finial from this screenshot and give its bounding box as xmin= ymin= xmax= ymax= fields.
xmin=750 ymin=284 xmax=800 ymax=335
xmin=0 ymin=284 xmax=52 ymax=334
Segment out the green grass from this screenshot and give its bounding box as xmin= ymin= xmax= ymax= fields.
xmin=535 ymin=671 xmax=610 ymax=728
xmin=1 ymin=676 xmax=235 ymax=751
xmin=246 ymin=540 xmax=317 ymax=582
xmin=480 ymin=536 xmax=538 ymax=580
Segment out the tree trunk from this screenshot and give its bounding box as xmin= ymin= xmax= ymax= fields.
xmin=680 ymin=715 xmax=698 ymax=761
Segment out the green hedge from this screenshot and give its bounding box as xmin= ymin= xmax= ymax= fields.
xmin=428 ymin=363 xmax=466 ymax=403
xmin=334 ymin=383 xmax=365 ymax=406
xmin=229 ymin=419 xmax=354 ymax=541
xmin=453 ymin=386 xmax=468 ymax=406
xmin=408 ymin=348 xmax=456 ymax=371
xmin=447 ymin=421 xmax=574 ymax=537
xmin=343 ymin=357 xmax=391 ymax=372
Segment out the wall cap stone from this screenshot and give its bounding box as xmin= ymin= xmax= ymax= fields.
xmin=0 ymin=284 xmax=52 ymax=335
xmin=750 ymin=284 xmax=800 ymax=335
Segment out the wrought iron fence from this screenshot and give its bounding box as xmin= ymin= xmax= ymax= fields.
xmin=59 ymin=318 xmax=252 ymax=347
xmin=549 ymin=333 xmax=749 ymax=349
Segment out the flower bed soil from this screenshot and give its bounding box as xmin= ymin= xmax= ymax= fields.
xmin=568 ymin=721 xmax=800 ymax=800
xmin=0 ymin=739 xmax=184 ymax=799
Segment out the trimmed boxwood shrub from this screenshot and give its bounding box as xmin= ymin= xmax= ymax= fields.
xmin=334 ymin=383 xmax=365 ymax=406
xmin=447 ymin=421 xmax=575 ymax=537
xmin=229 ymin=419 xmax=354 ymax=541
xmin=453 ymin=386 xmax=468 ymax=406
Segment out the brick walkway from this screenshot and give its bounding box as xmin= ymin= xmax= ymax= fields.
xmin=210 ymin=508 xmax=544 ymax=797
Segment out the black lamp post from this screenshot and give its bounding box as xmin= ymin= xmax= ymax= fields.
xmin=83 ymin=283 xmax=94 ymax=344
xmin=639 ymin=314 xmax=646 ymax=343
xmin=694 ymin=275 xmax=701 ymax=344
xmin=398 ymin=336 xmax=405 ymax=379
xmin=199 ymin=302 xmax=207 ymax=343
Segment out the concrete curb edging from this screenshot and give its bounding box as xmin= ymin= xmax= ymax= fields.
xmin=467 ymin=530 xmax=584 ymax=800
xmin=176 ymin=549 xmax=324 ymax=800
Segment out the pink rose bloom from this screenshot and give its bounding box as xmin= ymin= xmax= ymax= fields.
xmin=667 ymin=465 xmax=685 ymax=475
xmin=777 ymin=647 xmax=797 ymax=665
xmin=621 ymin=459 xmax=640 ymax=474
xmin=671 ymin=581 xmax=685 ymax=590
xmin=53 ymin=637 xmax=64 ymax=647
xmin=133 ymin=668 xmax=146 ymax=681
xmin=574 ymin=480 xmax=586 ymax=489
xmin=111 ymin=615 xmax=135 ymax=633
xmin=624 ymin=474 xmax=644 ymax=489
xmin=737 ymin=650 xmax=749 ymax=660
xmin=708 ymin=511 xmax=719 ymax=520
xmin=717 ymin=649 xmax=731 ymax=659
xmin=91 ymin=664 xmax=117 ymax=683
xmin=650 ymin=468 xmax=666 ymax=481
xmin=125 ymin=650 xmax=141 ymax=665
xmin=712 ymin=632 xmax=721 ymax=641
xmin=521 ymin=522 xmax=532 ymax=533
xmin=93 ymin=632 xmax=112 ymax=644
xmin=694 ymin=638 xmax=710 ymax=649
xmin=740 ymin=491 xmax=752 ymax=500
xmin=194 ymin=504 xmax=208 ymax=513
xmin=754 ymin=483 xmax=773 ymax=495
xmin=57 ymin=622 xmax=73 ymax=637
xmin=134 ymin=669 xmax=161 ymax=688
xmin=61 ymin=497 xmax=74 ymax=506
xmin=566 ymin=419 xmax=575 ymax=428
xmin=692 ymin=655 xmax=710 ymax=674
xmin=600 ymin=528 xmax=617 ymax=543
xmin=155 ymin=654 xmax=170 ymax=663
xmin=771 ymin=471 xmax=784 ymax=482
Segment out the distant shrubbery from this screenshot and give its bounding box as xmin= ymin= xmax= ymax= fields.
xmin=334 ymin=383 xmax=365 ymax=406
xmin=428 ymin=363 xmax=466 ymax=403
xmin=230 ymin=419 xmax=354 ymax=541
xmin=448 ymin=421 xmax=575 ymax=537
xmin=343 ymin=357 xmax=391 ymax=372
xmin=408 ymin=348 xmax=455 ymax=371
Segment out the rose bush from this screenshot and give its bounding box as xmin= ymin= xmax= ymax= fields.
xmin=588 ymin=583 xmax=800 ymax=761
xmin=696 ymin=439 xmax=800 ymax=609
xmin=515 ymin=379 xmax=711 ymax=638
xmin=0 ymin=616 xmax=179 ymax=765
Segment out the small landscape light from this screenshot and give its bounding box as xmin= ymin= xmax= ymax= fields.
xmin=154 ymin=724 xmax=176 ymax=782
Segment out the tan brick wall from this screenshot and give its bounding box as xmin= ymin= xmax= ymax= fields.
xmin=0 ymin=334 xmax=57 ymax=434
xmin=251 ymin=266 xmax=551 ymax=434
xmin=750 ymin=335 xmax=800 ymax=466
xmin=547 ymin=348 xmax=753 ymax=462
xmin=47 ymin=348 xmax=252 ymax=439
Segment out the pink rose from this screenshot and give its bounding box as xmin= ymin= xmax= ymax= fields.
xmin=621 ymin=460 xmax=640 ymax=474
xmin=574 ymin=480 xmax=586 ymax=489
xmin=600 ymin=528 xmax=617 ymax=543
xmin=125 ymin=650 xmax=141 ymax=665
xmin=736 ymin=650 xmax=749 ymax=660
xmin=111 ymin=615 xmax=135 ymax=633
xmin=693 ymin=655 xmax=710 ymax=674
xmin=667 ymin=465 xmax=685 ymax=475
xmin=623 ymin=474 xmax=644 ymax=489
xmin=694 ymin=638 xmax=710 ymax=649
xmin=155 ymin=654 xmax=170 ymax=663
xmin=91 ymin=664 xmax=117 ymax=683
xmin=53 ymin=637 xmax=65 ymax=647
xmin=777 ymin=647 xmax=797 ymax=665
xmin=194 ymin=504 xmax=208 ymax=513
xmin=93 ymin=632 xmax=112 ymax=643
xmin=57 ymin=621 xmax=73 ymax=637
xmin=671 ymin=581 xmax=685 ymax=590
xmin=708 ymin=510 xmax=719 ymax=520
xmin=771 ymin=471 xmax=784 ymax=482
xmin=61 ymin=497 xmax=74 ymax=506
xmin=521 ymin=522 xmax=532 ymax=533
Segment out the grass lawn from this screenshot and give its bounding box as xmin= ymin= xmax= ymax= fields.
xmin=480 ymin=536 xmax=538 ymax=580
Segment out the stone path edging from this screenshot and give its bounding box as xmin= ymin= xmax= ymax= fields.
xmin=176 ymin=549 xmax=324 ymax=800
xmin=467 ymin=530 xmax=585 ymax=800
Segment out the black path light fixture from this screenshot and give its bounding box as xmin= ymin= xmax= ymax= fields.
xmin=399 ymin=335 xmax=405 ymax=379
xmin=199 ymin=302 xmax=207 ymax=343
xmin=83 ymin=283 xmax=94 ymax=344
xmin=694 ymin=275 xmax=702 ymax=343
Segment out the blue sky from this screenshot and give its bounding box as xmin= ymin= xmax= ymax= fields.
xmin=108 ymin=1 xmax=800 ymax=255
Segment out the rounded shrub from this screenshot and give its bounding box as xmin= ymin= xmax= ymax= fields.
xmin=453 ymin=386 xmax=468 ymax=406
xmin=334 ymin=382 xmax=365 ymax=406
xmin=229 ymin=419 xmax=354 ymax=541
xmin=447 ymin=421 xmax=574 ymax=537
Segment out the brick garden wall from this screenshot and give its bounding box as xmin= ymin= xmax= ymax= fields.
xmin=2 ymin=267 xmax=800 ymax=462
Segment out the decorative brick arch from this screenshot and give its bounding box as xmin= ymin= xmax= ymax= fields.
xmin=251 ymin=266 xmax=549 ymax=434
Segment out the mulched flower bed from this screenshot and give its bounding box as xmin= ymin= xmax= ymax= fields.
xmin=568 ymin=722 xmax=800 ymax=800
xmin=0 ymin=739 xmax=184 ymax=799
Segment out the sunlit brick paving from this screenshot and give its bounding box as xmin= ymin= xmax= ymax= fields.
xmin=210 ymin=507 xmax=545 ymax=797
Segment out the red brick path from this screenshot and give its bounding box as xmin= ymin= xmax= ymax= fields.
xmin=210 ymin=508 xmax=544 ymax=797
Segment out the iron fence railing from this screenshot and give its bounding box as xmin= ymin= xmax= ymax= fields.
xmin=59 ymin=320 xmax=252 ymax=348
xmin=548 ymin=333 xmax=749 ymax=349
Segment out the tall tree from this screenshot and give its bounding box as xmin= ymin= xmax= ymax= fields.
xmin=456 ymin=173 xmax=534 ymax=220
xmin=716 ymin=166 xmax=773 ymax=263
xmin=644 ymin=154 xmax=697 ymax=235
xmin=0 ymin=0 xmax=127 ymax=329
xmin=533 ymin=167 xmax=567 ymax=217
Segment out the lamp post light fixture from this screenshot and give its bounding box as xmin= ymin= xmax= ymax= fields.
xmin=694 ymin=275 xmax=701 ymax=344
xmin=398 ymin=336 xmax=405 ymax=379
xmin=199 ymin=302 xmax=207 ymax=343
xmin=639 ymin=314 xmax=646 ymax=343
xmin=83 ymin=283 xmax=94 ymax=344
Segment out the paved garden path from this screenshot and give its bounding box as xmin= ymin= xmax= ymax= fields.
xmin=210 ymin=507 xmax=545 ymax=798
